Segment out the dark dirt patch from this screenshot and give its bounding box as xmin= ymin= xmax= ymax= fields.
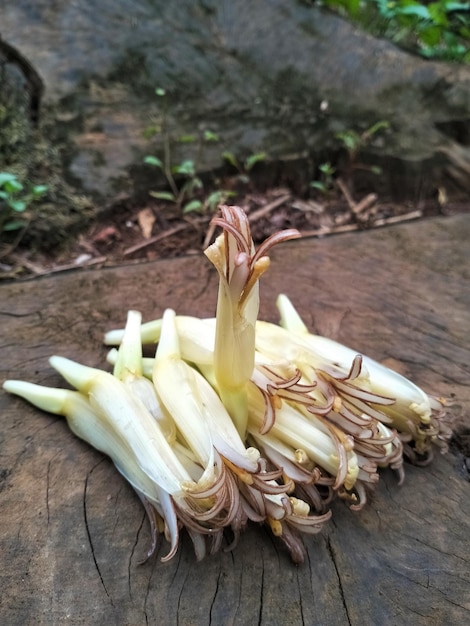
xmin=450 ymin=428 xmax=470 ymax=481
xmin=2 ymin=178 xmax=468 ymax=281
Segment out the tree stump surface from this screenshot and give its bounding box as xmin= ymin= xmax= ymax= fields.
xmin=1 ymin=215 xmax=469 ymax=626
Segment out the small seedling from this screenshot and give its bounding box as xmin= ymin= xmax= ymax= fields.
xmin=204 ymin=190 xmax=237 ymax=212
xmin=309 ymin=120 xmax=388 ymax=199
xmin=222 ymin=151 xmax=267 ymax=184
xmin=145 ymin=157 xmax=203 ymax=210
xmin=336 ymin=120 xmax=389 ymax=162
xmin=0 ymin=172 xmax=47 ymax=234
xmin=310 ymin=162 xmax=336 ymax=194
xmin=335 ymin=120 xmax=389 ymax=188
xmin=144 ymin=88 xmax=228 ymax=213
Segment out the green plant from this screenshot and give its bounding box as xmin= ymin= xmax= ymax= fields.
xmin=0 ymin=172 xmax=47 ymax=234
xmin=318 ymin=0 xmax=470 ymax=62
xmin=222 ymin=151 xmax=268 ymax=184
xmin=310 ymin=161 xmax=337 ymax=194
xmin=144 ymin=89 xmax=234 ymax=213
xmin=336 ymin=120 xmax=389 ymax=176
xmin=310 ymin=121 xmax=389 ymax=196
xmin=145 ymin=155 xmax=205 ymax=212
xmin=203 ymin=189 xmax=237 ymax=212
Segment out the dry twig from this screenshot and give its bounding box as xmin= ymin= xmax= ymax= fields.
xmin=248 ymin=194 xmax=291 ymax=222
xmin=336 ymin=178 xmax=377 ymax=220
xmin=124 ymin=224 xmax=189 ymax=256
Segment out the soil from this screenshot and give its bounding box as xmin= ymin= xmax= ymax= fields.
xmin=1 ymin=177 xmax=468 ymax=280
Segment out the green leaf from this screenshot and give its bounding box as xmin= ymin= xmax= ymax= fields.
xmin=182 ymin=199 xmax=203 ymax=213
xmin=419 ymin=46 xmax=439 ymax=58
xmin=205 ymin=190 xmax=236 ymax=210
xmin=4 ymin=179 xmax=23 ymax=194
xmin=324 ymin=0 xmax=361 ymax=16
xmin=427 ymin=4 xmax=448 ymax=27
xmin=222 ymin=151 xmax=239 ymax=169
xmin=398 ymin=6 xmax=431 ymax=20
xmin=180 ymin=177 xmax=203 ymax=198
xmin=142 ymin=125 xmax=162 ymax=139
xmin=0 ymin=172 xmax=18 ymax=187
xmin=9 ymin=199 xmax=26 ymax=212
xmin=366 ymin=120 xmax=390 ymax=136
xmin=32 ymin=185 xmax=48 ymax=197
xmin=155 ymin=88 xmax=166 ymax=96
xmin=459 ymin=25 xmax=470 ymax=39
xmin=336 ymin=131 xmax=360 ymax=151
xmin=203 ymin=130 xmax=220 ymax=142
xmin=192 ymin=177 xmax=203 ymax=190
xmin=444 ymin=2 xmax=470 ymax=11
xmin=370 ymin=165 xmax=383 ymax=175
xmin=144 ymin=156 xmax=164 ymax=168
xmin=310 ymin=181 xmax=327 ymax=192
xmin=419 ymin=24 xmax=442 ymax=46
xmin=177 ymin=134 xmax=197 ymax=143
xmin=319 ymin=162 xmax=335 ymax=175
xmin=149 ymin=191 xmax=176 ymax=201
xmin=245 ymin=152 xmax=267 ymax=171
xmin=376 ymin=0 xmax=395 ymax=18
xmin=3 ymin=219 xmax=26 ymax=231
xmin=172 ymin=160 xmax=195 ymax=176
xmin=342 ymin=0 xmax=361 ymax=16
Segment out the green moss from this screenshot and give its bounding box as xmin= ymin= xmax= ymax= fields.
xmin=0 ymin=106 xmax=93 ymax=251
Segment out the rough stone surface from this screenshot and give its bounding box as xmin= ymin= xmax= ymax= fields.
xmin=1 ymin=0 xmax=470 ymax=200
xmin=1 ymin=214 xmax=469 ymax=625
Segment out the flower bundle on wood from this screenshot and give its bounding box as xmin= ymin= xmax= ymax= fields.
xmin=3 ymin=206 xmax=453 ymax=564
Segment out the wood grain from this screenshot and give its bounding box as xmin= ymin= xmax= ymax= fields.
xmin=1 ymin=215 xmax=469 ymax=625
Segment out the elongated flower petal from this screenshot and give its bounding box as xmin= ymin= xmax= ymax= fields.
xmin=2 ymin=380 xmax=163 ymax=504
xmin=204 ymin=206 xmax=300 ymax=437
xmin=275 ymin=293 xmax=451 ymax=458
xmin=152 ymin=309 xmax=215 ymax=477
xmin=49 ymin=355 xmax=191 ymax=494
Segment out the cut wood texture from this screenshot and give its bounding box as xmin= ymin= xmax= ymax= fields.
xmin=1 ymin=215 xmax=469 ymax=625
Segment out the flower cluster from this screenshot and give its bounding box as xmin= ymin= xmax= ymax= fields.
xmin=3 ymin=206 xmax=453 ymax=564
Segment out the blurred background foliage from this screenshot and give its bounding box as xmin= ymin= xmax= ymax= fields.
xmin=314 ymin=0 xmax=470 ymax=62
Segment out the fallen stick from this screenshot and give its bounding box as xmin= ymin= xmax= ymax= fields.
xmin=123 ymin=224 xmax=189 ymax=256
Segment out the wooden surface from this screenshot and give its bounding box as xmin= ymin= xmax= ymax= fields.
xmin=1 ymin=215 xmax=469 ymax=625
